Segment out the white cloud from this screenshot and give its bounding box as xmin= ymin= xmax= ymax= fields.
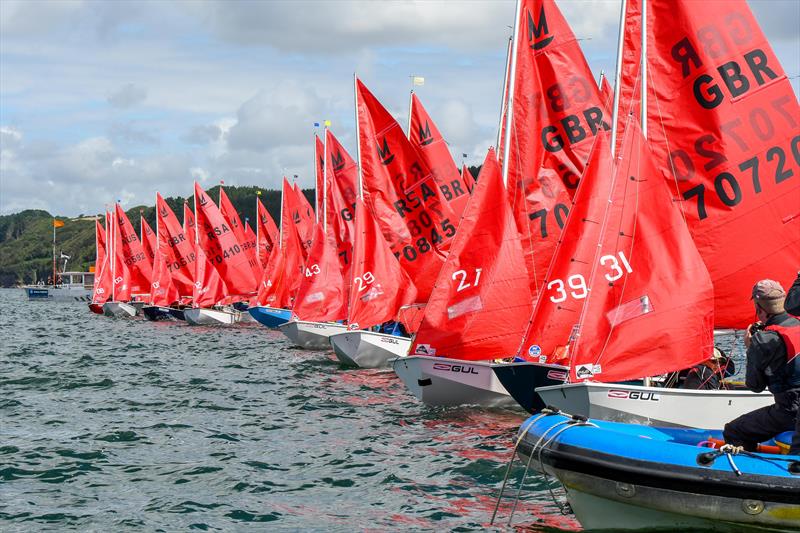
xmin=107 ymin=83 xmax=147 ymax=108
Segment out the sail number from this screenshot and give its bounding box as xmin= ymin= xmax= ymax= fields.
xmin=354 ymin=271 xmax=375 ymax=292
xmin=452 ymin=268 xmax=482 ymax=292
xmin=305 ymin=264 xmax=321 ymax=277
xmin=548 ymin=251 xmax=633 ymax=303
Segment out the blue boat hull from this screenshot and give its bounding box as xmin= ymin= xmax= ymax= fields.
xmin=513 ymin=412 xmax=799 ymax=530
xmin=248 ymin=306 xmax=292 ymax=328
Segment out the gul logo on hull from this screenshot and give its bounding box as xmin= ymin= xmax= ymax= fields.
xmin=432 ymin=363 xmax=479 ymax=375
xmin=607 ymin=390 xmax=660 ymax=401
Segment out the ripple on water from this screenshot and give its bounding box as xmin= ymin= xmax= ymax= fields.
xmin=0 ymin=290 xmax=581 ymax=531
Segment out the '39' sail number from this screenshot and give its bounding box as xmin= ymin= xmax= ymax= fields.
xmin=548 ymin=251 xmax=632 ymax=303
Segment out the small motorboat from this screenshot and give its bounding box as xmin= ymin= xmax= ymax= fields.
xmin=509 ymin=410 xmax=799 ymax=531
xmin=248 ymin=306 xmax=292 ymax=328
xmin=278 ymin=320 xmax=348 ymax=350
xmin=329 ymin=330 xmax=411 ymax=368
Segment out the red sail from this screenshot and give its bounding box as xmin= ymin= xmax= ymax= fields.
xmin=140 ymin=214 xmax=157 ymax=269
xmin=356 ymin=78 xmax=456 ymax=300
xmin=568 ymin=124 xmax=714 ymax=383
xmin=518 ymin=132 xmax=615 ymax=363
xmin=193 ymin=182 xmax=257 ymax=296
xmin=114 ymin=203 xmax=152 ymax=294
xmin=347 ymin=198 xmax=417 ymax=330
xmin=292 ymin=222 xmax=347 ymax=321
xmin=409 ymin=93 xmax=471 ymax=216
xmin=637 ymin=0 xmax=800 ymax=328
xmin=506 ymin=0 xmax=609 ymax=294
xmin=219 ymin=186 xmax=260 ymax=278
xmin=411 ymin=148 xmax=533 ymax=360
xmin=110 ymin=210 xmax=132 ymax=301
xmin=192 ymin=243 xmax=226 ymax=308
xmin=256 ymin=198 xmax=279 ymax=268
xmin=95 ymin=217 xmax=107 ymax=269
xmin=183 ymin=202 xmax=196 ymax=245
xmin=319 ymin=129 xmax=359 ymax=277
xmin=255 ymin=241 xmax=287 ymax=307
xmin=149 ymin=242 xmax=179 ymax=307
xmin=155 ymin=193 xmax=195 ymax=296
xmin=600 ymin=75 xmax=614 ymax=113
xmin=292 ymin=182 xmax=316 ymax=254
xmin=91 ymin=216 xmax=112 ymax=304
xmin=461 ymin=164 xmax=476 ymax=194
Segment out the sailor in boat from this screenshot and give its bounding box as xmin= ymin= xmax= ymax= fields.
xmin=785 ymin=269 xmax=800 ymax=316
xmin=676 ymin=347 xmax=734 ymax=390
xmin=723 ymin=279 xmax=800 ymax=455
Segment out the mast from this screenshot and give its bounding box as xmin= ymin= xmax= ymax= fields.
xmin=354 ymin=73 xmax=364 ymax=200
xmin=322 ymin=124 xmax=329 ymax=231
xmin=110 ymin=208 xmax=116 ymax=301
xmin=500 ymin=0 xmax=522 ymax=188
xmin=407 ymin=88 xmax=414 ymax=141
xmin=279 ymin=180 xmax=285 ymax=248
xmin=314 ymin=129 xmax=320 ymax=224
xmin=640 ymin=0 xmax=647 ymax=137
xmin=610 ymin=0 xmax=628 ymax=157
xmin=496 ymin=35 xmax=512 ymax=152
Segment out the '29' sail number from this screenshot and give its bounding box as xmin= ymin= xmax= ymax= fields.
xmin=354 ymin=271 xmax=376 ymax=292
xmin=548 ymin=251 xmax=632 ymax=303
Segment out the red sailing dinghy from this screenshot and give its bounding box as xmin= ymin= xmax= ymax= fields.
xmin=102 ymin=203 xmax=152 ymax=318
xmin=278 ymin=129 xmax=355 ymax=349
xmin=184 ymin=183 xmax=257 ymax=325
xmin=529 ymin=0 xmax=793 ymax=426
xmin=88 ymin=215 xmax=110 ymax=314
xmin=393 ymin=148 xmax=565 ymax=407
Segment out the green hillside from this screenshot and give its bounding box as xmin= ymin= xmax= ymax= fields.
xmin=0 ymin=185 xmax=314 ymax=287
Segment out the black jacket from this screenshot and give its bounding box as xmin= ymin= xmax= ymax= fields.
xmin=786 ymin=271 xmax=800 ymax=317
xmin=745 ymin=313 xmax=800 ymax=400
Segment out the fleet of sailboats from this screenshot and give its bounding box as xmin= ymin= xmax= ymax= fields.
xmin=82 ymin=0 xmax=798 ymax=528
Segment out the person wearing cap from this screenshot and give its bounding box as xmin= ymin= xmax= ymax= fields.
xmin=723 ymin=279 xmax=800 ymax=455
xmin=679 ymin=347 xmax=733 ymax=390
xmin=786 ymin=270 xmax=800 ymax=317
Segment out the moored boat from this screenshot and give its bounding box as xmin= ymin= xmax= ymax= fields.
xmin=278 ymin=320 xmax=348 ymax=350
xmin=512 ymin=411 xmax=799 ymax=531
xmin=329 ymin=330 xmax=411 ymax=368
xmin=102 ymin=301 xmax=138 ymax=318
xmin=534 ymin=381 xmax=773 ymax=428
xmin=393 ymin=356 xmax=550 ymax=408
xmin=248 ymin=305 xmax=292 ymax=328
xmin=184 ymin=307 xmax=240 ymax=326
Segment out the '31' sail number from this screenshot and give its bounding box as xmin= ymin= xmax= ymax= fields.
xmin=548 ymin=251 xmax=632 ymax=303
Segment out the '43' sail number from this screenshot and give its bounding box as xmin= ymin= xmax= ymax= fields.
xmin=548 ymin=251 xmax=632 ymax=303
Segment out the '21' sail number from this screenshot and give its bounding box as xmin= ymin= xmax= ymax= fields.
xmin=548 ymin=252 xmax=632 ymax=303
xmin=452 ymin=268 xmax=482 ymax=292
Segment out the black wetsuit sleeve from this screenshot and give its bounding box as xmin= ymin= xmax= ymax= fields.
xmin=786 ymin=271 xmax=800 ymax=317
xmin=745 ymin=340 xmax=768 ymax=393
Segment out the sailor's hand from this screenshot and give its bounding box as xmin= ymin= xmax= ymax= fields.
xmin=744 ymin=323 xmax=759 ymax=349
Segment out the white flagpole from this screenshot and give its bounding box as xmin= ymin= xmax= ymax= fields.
xmin=500 ymin=0 xmax=522 ymax=189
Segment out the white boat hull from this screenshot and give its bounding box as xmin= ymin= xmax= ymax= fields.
xmin=101 ymin=301 xmax=138 ymax=318
xmin=393 ymin=356 xmax=517 ymax=407
xmin=535 ymin=382 xmax=774 ymax=428
xmin=329 ymin=331 xmax=411 ymax=368
xmin=184 ymin=308 xmax=240 ymax=326
xmin=278 ymin=321 xmax=348 ymax=350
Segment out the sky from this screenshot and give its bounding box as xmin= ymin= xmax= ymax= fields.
xmin=1 ymin=0 xmax=798 ymax=217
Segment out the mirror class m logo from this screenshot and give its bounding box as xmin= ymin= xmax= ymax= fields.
xmin=527 ymin=5 xmax=554 ymax=50
xmin=418 ymin=122 xmax=433 ymax=146
xmin=331 ymin=151 xmax=345 ymax=171
xmin=377 ymin=138 xmax=394 ymax=165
